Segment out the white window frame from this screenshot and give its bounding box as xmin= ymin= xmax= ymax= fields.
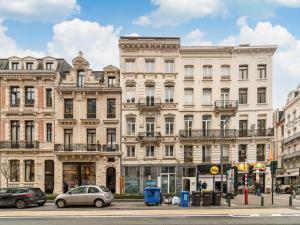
xmin=165 ymin=60 xmax=174 ymax=73
xmin=126 ymin=118 xmax=136 ymax=135
xmin=184 ymin=89 xmax=194 ymax=105
xmin=126 ymin=86 xmax=136 ymax=103
xmin=146 ymin=145 xmax=155 ymax=158
xmin=165 ymin=145 xmax=174 ymax=157
xmin=145 ymin=59 xmax=155 ymax=73
xmin=202 ymin=88 xmax=212 ymax=105
xmin=127 ymin=145 xmax=136 ymax=158
xmin=184 ymin=65 xmax=194 ymax=79
xmin=125 ymin=59 xmax=135 ymax=73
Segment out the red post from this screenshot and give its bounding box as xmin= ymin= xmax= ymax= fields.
xmin=244 ymin=172 xmax=248 ymax=205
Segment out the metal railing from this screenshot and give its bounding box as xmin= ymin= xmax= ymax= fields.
xmin=221 ymin=156 xmax=230 ymax=162
xmin=202 ymin=156 xmax=211 ymax=163
xmin=64 ymin=113 xmax=73 ymax=119
xmin=184 ymin=156 xmax=193 ymax=162
xmin=102 ymin=144 xmax=119 ymax=152
xmin=138 ymin=98 xmax=161 ymax=107
xmin=215 ymin=100 xmax=238 ymax=110
xmin=87 ymin=113 xmax=96 ymax=119
xmin=0 ymin=141 xmax=39 ymax=149
xmin=25 ymin=99 xmax=34 ymax=107
xmin=54 ymin=144 xmax=101 ymax=152
xmin=107 ymin=113 xmax=116 ymax=118
xmin=138 ymin=132 xmax=161 ymax=141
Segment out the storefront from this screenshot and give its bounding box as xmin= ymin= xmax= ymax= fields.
xmin=63 ymin=162 xmax=96 ymax=188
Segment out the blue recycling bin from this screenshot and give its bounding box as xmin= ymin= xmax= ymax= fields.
xmin=144 ymin=187 xmax=161 ymax=206
xmin=180 ymin=191 xmax=189 ymax=207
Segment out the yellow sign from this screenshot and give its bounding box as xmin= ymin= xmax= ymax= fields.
xmin=210 ymin=166 xmax=219 ymax=175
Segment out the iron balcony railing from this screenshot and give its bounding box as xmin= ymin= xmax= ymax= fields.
xmin=0 ymin=141 xmax=39 ymax=149
xmin=221 ymin=156 xmax=230 ymax=163
xmin=215 ymin=100 xmax=238 ymax=111
xmin=25 ymin=99 xmax=34 ymax=107
xmin=102 ymin=144 xmax=119 ymax=152
xmin=107 ymin=113 xmax=116 ymax=119
xmin=202 ymin=156 xmax=211 ymax=163
xmin=138 ymin=132 xmax=161 ymax=141
xmin=184 ymin=156 xmax=193 ymax=163
xmin=64 ymin=113 xmax=73 ymax=119
xmin=138 ymin=98 xmax=161 ymax=108
xmin=54 ymin=144 xmax=101 ymax=152
xmin=179 ymin=129 xmax=274 ymax=139
xmin=87 ymin=113 xmax=97 ymax=119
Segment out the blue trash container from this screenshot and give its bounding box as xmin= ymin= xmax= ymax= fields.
xmin=180 ymin=191 xmax=189 ymax=207
xmin=144 ymin=187 xmax=161 ymax=206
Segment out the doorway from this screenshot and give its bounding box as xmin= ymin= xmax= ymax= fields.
xmin=106 ymin=167 xmax=116 ymax=193
xmin=44 ymin=160 xmax=54 ymax=194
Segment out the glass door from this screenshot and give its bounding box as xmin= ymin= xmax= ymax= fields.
xmin=146 ymin=118 xmax=155 ymax=137
xmin=184 ymin=116 xmax=193 ymax=137
xmin=221 ymin=89 xmax=230 ymax=107
xmin=145 ymin=86 xmax=155 ymax=106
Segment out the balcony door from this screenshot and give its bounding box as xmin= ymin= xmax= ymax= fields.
xmin=145 ymin=86 xmax=155 ymax=106
xmin=184 ymin=116 xmax=193 ymax=137
xmin=221 ymin=88 xmax=230 ymax=107
xmin=11 ymin=121 xmax=20 ymax=148
xmin=239 ymin=120 xmax=248 ymax=137
xmin=202 ymin=116 xmax=211 ymax=137
xmin=107 ymin=129 xmax=116 ymax=149
xmin=64 ymin=129 xmax=73 ymax=151
xmin=146 ymin=118 xmax=155 ymax=137
xmin=25 ymin=121 xmax=34 ymax=148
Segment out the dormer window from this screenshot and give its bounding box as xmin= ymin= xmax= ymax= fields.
xmin=46 ymin=62 xmax=53 ymax=70
xmin=108 ymin=76 xmax=116 ymax=87
xmin=77 ymin=70 xmax=85 ymax=87
xmin=26 ymin=62 xmax=33 ymax=70
xmin=12 ymin=62 xmax=19 ymax=70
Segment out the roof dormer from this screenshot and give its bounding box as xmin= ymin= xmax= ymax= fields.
xmin=43 ymin=56 xmax=58 ymax=70
xmin=72 ymin=51 xmax=89 ymax=70
xmin=23 ymin=56 xmax=38 ymax=70
xmin=8 ymin=56 xmax=22 ymax=70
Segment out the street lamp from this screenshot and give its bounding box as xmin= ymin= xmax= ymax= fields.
xmin=220 ymin=117 xmax=230 ymax=195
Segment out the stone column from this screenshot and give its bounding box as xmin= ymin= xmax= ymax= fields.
xmin=53 ymin=160 xmax=63 ymax=194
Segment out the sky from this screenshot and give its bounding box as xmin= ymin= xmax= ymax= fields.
xmin=0 ymin=0 xmax=300 ymax=109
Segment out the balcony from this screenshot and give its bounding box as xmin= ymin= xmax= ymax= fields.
xmin=25 ymin=99 xmax=34 ymax=107
xmin=138 ymin=132 xmax=161 ymax=145
xmin=214 ymin=100 xmax=238 ymax=115
xmin=184 ymin=156 xmax=193 ymax=163
xmin=64 ymin=113 xmax=73 ymax=119
xmin=179 ymin=129 xmax=238 ymax=139
xmin=138 ymin=98 xmax=161 ymax=111
xmin=283 ymin=131 xmax=300 ymax=144
xmin=107 ymin=113 xmax=116 ymax=119
xmin=257 ymin=155 xmax=265 ymax=161
xmin=282 ymin=150 xmax=300 ymax=160
xmin=102 ymin=144 xmax=119 ymax=152
xmin=221 ymin=156 xmax=230 ymax=163
xmin=54 ymin=144 xmax=101 ymax=152
xmin=202 ymin=156 xmax=211 ymax=163
xmin=0 ymin=141 xmax=39 ymax=149
xmin=87 ymin=113 xmax=96 ymax=119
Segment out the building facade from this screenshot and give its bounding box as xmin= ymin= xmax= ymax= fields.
xmin=119 ymin=37 xmax=276 ymax=194
xmin=0 ymin=53 xmax=122 ymax=194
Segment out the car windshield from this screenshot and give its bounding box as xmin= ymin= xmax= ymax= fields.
xmin=99 ymin=186 xmax=111 ymax=192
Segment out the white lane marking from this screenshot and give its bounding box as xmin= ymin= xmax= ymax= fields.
xmin=230 ymin=214 xmax=260 ymax=217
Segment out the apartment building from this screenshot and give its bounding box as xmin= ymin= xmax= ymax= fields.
xmin=119 ymin=37 xmax=277 ymax=194
xmin=279 ymin=84 xmax=300 ymax=185
xmin=0 ymin=53 xmax=122 ymax=194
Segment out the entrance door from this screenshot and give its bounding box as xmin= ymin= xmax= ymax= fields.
xmin=160 ymin=173 xmax=176 ymax=193
xmin=106 ymin=167 xmax=116 ymax=193
xmin=44 ymin=160 xmax=54 ymax=193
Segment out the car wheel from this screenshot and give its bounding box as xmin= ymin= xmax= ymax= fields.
xmin=16 ymin=199 xmax=27 ymax=209
xmin=94 ymin=199 xmax=104 ymax=208
xmin=56 ymin=199 xmax=66 ymax=208
xmin=37 ymin=202 xmax=45 ymax=206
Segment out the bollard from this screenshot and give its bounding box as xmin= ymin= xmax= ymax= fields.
xmin=261 ymin=196 xmax=264 ymax=206
xmin=289 ymin=196 xmax=293 ymax=206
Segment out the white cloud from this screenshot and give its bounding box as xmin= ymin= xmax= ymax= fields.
xmin=125 ymin=33 xmax=140 ymax=37
xmin=134 ymin=0 xmax=300 ymax=27
xmin=47 ymin=18 xmax=120 ymax=69
xmin=0 ymin=20 xmax=44 ymax=57
xmin=183 ymin=29 xmax=212 ymax=46
xmin=0 ymin=0 xmax=80 ymax=22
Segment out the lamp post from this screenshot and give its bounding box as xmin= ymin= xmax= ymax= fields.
xmin=220 ymin=117 xmax=230 ymax=194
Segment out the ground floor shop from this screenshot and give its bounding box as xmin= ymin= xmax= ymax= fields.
xmin=0 ymin=152 xmax=121 ymax=194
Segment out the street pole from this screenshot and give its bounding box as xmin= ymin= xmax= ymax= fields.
xmin=271 ymin=170 xmax=274 ymax=205
xmin=245 ymin=167 xmax=248 ymax=205
xmin=220 ymin=118 xmax=230 ymax=194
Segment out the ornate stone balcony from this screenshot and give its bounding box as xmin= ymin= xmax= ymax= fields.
xmin=138 ymin=98 xmax=161 ymax=112
xmin=138 ymin=132 xmax=161 ymax=146
xmin=214 ymin=100 xmax=238 ymax=115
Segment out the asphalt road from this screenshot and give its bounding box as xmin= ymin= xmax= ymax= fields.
xmin=1 ymin=216 xmax=300 ymax=225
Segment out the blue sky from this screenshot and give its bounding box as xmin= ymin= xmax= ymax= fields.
xmin=0 ymin=0 xmax=300 ymax=108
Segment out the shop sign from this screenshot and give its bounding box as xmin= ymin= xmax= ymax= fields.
xmin=210 ymin=166 xmax=219 ymax=175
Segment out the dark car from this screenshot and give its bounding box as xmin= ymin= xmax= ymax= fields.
xmin=0 ymin=187 xmax=46 ymax=209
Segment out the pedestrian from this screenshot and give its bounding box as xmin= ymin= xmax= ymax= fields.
xmin=63 ymin=181 xmax=69 ymax=194
xmin=275 ymin=182 xmax=281 ymax=195
xmin=198 ymin=180 xmax=202 ymax=192
xmin=202 ymin=181 xmax=207 ymax=190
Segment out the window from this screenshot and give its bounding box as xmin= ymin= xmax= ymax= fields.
xmin=87 ymin=99 xmax=96 ymax=118
xmin=257 ymin=119 xmax=266 ymax=136
xmin=108 ymin=76 xmax=116 ymax=87
xmin=10 ymin=160 xmax=20 ymax=182
xmin=146 ymin=118 xmax=155 ymax=136
xmin=145 ymin=59 xmax=155 ymax=73
xmin=25 ymin=87 xmax=35 ymax=106
xmin=70 ymin=187 xmax=87 ymax=194
xmin=64 ymin=129 xmax=73 ymax=150
xmin=184 ymin=115 xmax=193 ymax=137
xmin=184 ymin=65 xmax=194 ymax=79
xmin=257 ymin=144 xmax=265 ymax=161
xmin=146 ymin=146 xmax=155 ymax=157
xmin=46 ymin=123 xmax=52 ymax=142
xmin=257 ymin=64 xmax=266 ymax=79
xmin=145 ymin=86 xmax=155 ymax=106
xmin=184 ymin=146 xmax=193 ymax=162
xmin=126 ymin=118 xmax=136 ymax=135
xmin=238 ymin=145 xmax=247 ymax=162
xmin=126 ymin=86 xmax=136 ymax=103
xmin=165 ymin=60 xmax=174 ymax=73
xmin=107 ymin=129 xmax=116 ymax=147
xmin=77 ymin=70 xmax=85 ymax=87
xmin=107 ymin=99 xmax=116 ymax=118
xmin=125 ymin=59 xmax=135 ymax=72
xmin=257 ymin=87 xmax=266 ymax=103
xmin=10 ymin=87 xmax=20 ymax=107
xmin=46 ymin=62 xmax=53 ymax=70
xmin=24 ymin=160 xmax=34 ymax=182
xmin=165 ymin=145 xmax=174 ymax=157
xmin=87 ymin=129 xmax=96 ymax=150
xmin=88 ymin=187 xmax=99 ymax=193
xmin=239 ymin=88 xmax=248 ymax=104
xmin=202 ymin=146 xmax=211 ymax=162
xmin=202 ymin=89 xmax=212 ymax=105
xmin=25 ymin=121 xmax=34 ymax=147
xmin=46 ymin=89 xmax=52 ymax=107
xmin=239 ymin=65 xmax=248 ymax=80
xmin=165 ymin=117 xmax=174 ymax=135
xmin=11 ymin=62 xmax=19 ymax=70
xmin=203 ymin=65 xmax=212 ymax=78
xmin=202 ymin=115 xmax=211 ymax=136
xmin=184 ymin=88 xmax=193 ymax=105
xmin=127 ymin=145 xmax=136 ymax=157
xmin=221 ymin=65 xmax=230 ymax=78
xmin=165 ymin=86 xmax=174 ymax=103
xmin=239 ymin=120 xmax=248 ymax=137
xmin=26 ymin=62 xmax=33 ymax=70
xmin=10 ymin=121 xmax=20 ymax=147
xmin=64 ymin=99 xmax=73 ymax=118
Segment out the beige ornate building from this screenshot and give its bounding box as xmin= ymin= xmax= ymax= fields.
xmin=0 ymin=53 xmax=121 ymax=194
xmin=119 ymin=37 xmax=277 ymax=193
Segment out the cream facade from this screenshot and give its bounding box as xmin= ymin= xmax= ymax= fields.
xmin=0 ymin=53 xmax=122 ymax=194
xmin=119 ymin=37 xmax=277 ymax=193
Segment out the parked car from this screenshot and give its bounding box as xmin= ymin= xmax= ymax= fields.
xmin=0 ymin=187 xmax=46 ymax=209
xmin=55 ymin=185 xmax=114 ymax=208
